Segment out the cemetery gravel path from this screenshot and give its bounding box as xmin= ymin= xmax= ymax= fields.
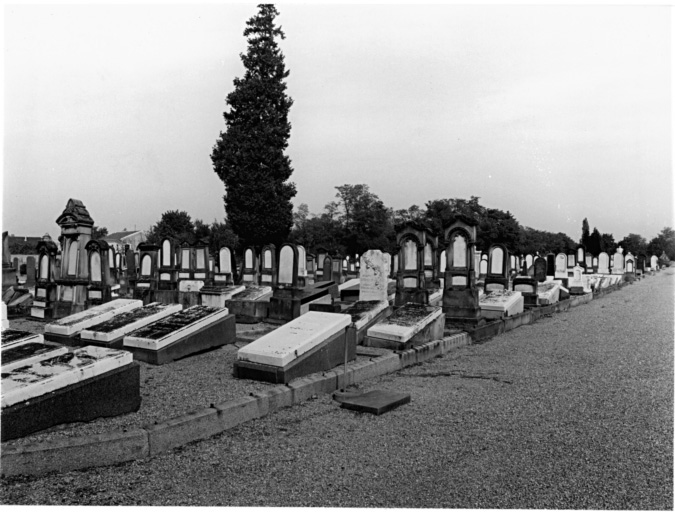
xmin=2 ymin=271 xmax=673 ymax=508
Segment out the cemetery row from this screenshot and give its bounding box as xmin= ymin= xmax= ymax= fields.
xmin=0 ymin=199 xmax=661 ymax=445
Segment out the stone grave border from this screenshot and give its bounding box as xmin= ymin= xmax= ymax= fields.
xmin=1 ymin=279 xmax=627 ymax=477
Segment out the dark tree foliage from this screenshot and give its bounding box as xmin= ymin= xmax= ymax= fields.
xmin=587 ymin=227 xmax=602 ymax=256
xmin=334 ymin=185 xmax=394 ymax=256
xmin=519 ymin=227 xmax=575 ymax=255
xmin=147 ymin=211 xmax=238 ymax=255
xmin=580 ymin=218 xmax=590 ymax=247
xmin=146 ymin=210 xmax=195 ymax=245
xmin=619 ymin=233 xmax=648 ymax=256
xmin=600 ymin=233 xmax=616 ymax=254
xmin=211 ymin=4 xmax=296 ymax=249
xmin=92 ymin=226 xmax=109 ymax=239
xmin=648 ymin=227 xmax=675 ymax=260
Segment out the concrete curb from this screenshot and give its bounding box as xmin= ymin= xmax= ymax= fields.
xmin=0 ymin=282 xmax=624 ymax=477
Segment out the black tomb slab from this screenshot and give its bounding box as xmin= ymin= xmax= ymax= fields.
xmin=339 ymin=390 xmax=411 ymax=415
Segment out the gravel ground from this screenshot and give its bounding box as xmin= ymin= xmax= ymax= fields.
xmin=2 ymin=271 xmax=673 ymax=508
xmin=2 ymin=320 xmax=380 ymax=446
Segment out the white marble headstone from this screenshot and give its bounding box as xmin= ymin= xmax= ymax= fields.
xmin=555 ymin=253 xmax=567 ymax=278
xmin=278 ymin=245 xmax=295 ymax=284
xmin=403 ymin=240 xmax=417 ymax=270
xmin=598 ymin=252 xmax=610 ymax=273
xmin=359 ymin=250 xmax=388 ymax=302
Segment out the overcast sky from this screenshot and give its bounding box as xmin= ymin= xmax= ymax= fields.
xmin=3 ymin=3 xmax=672 ymax=244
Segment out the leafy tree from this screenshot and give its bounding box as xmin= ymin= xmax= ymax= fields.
xmin=146 ymin=210 xmax=195 ymax=245
xmin=580 ymin=218 xmax=590 ymax=248
xmin=619 ymin=233 xmax=648 ymax=256
xmin=519 ymin=227 xmax=575 ymax=255
xmin=477 ymin=208 xmax=522 ymax=253
xmin=647 ymin=227 xmax=675 ymax=260
xmin=92 ymin=226 xmax=109 ymax=239
xmin=393 ymin=204 xmax=425 ymax=225
xmin=333 ymin=184 xmax=394 ymax=255
xmin=207 ymin=221 xmax=239 ymax=255
xmin=587 ymin=227 xmax=602 ymax=256
xmin=600 ymin=233 xmax=616 ymax=254
xmin=211 ymin=4 xmax=296 ymax=249
xmin=424 ymin=196 xmax=483 ymax=234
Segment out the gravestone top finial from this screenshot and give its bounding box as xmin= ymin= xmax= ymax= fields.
xmin=617 ymin=246 xmax=624 ymax=254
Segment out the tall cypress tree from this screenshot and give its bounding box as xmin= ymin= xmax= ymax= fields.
xmin=211 ymin=4 xmax=296 ymax=249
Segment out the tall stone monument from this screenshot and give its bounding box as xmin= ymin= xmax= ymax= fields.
xmin=52 ymin=199 xmax=95 ymax=318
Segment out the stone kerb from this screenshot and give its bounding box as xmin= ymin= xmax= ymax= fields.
xmin=1 ymin=277 xmax=629 ymax=477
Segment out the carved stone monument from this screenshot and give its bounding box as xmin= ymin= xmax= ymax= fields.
xmin=52 ymin=199 xmax=95 ymax=318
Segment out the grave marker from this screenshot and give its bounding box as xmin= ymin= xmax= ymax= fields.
xmin=123 ymin=305 xmax=235 ymax=364
xmin=235 ymin=311 xmax=354 ymax=383
xmin=485 ymin=244 xmax=509 ymax=291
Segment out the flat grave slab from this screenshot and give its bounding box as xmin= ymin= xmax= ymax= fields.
xmin=1 ymin=329 xmax=44 ymax=351
xmin=79 ymin=302 xmax=183 ymax=348
xmin=365 ymin=303 xmax=444 ymax=350
xmin=1 ymin=345 xmax=133 ymax=409
xmin=1 ymin=342 xmax=69 ymax=372
xmin=479 ymin=290 xmax=524 ymax=319
xmin=238 ymin=311 xmax=351 ymax=367
xmin=44 ymin=299 xmax=142 ymax=343
xmin=226 ymin=285 xmax=273 ymax=323
xmin=123 ymin=305 xmax=235 ymax=364
xmin=200 ymin=284 xmax=246 ymax=308
xmin=343 ymin=300 xmax=390 ymax=332
xmin=232 ymin=285 xmax=273 ymax=302
xmin=428 ymin=288 xmax=443 ymax=306
xmin=1 ymin=348 xmax=140 ymax=442
xmin=536 ymin=281 xmax=561 ymax=305
xmin=338 ymin=278 xmax=360 ymax=292
xmin=235 ymin=311 xmax=354 ymax=384
xmin=178 ymin=280 xmax=205 ymax=293
xmin=339 ymin=389 xmax=411 ymax=415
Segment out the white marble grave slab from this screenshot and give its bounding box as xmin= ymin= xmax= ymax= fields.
xmin=479 ymin=290 xmax=524 ymax=317
xmin=124 ymin=306 xmax=229 ymax=351
xmin=367 ymin=304 xmax=443 ymax=343
xmin=1 ymin=330 xmax=44 ymax=351
xmin=2 ymin=345 xmax=69 ymax=372
xmin=238 ymin=311 xmax=351 ymax=367
xmin=299 ymin=294 xmax=333 ymax=316
xmin=45 ymin=299 xmax=142 ymax=336
xmin=345 ymin=300 xmax=389 ymax=331
xmin=232 ymin=285 xmax=273 ymax=302
xmin=536 ymin=281 xmax=560 ymax=305
xmin=1 ymin=346 xmax=132 ymax=409
xmin=338 ymin=278 xmax=360 ymax=292
xmin=178 ymin=280 xmax=205 ymax=293
xmin=80 ymin=303 xmax=183 ymax=343
xmin=1 ymin=302 xmax=8 ymax=330
xmin=428 ymin=288 xmax=443 ymax=306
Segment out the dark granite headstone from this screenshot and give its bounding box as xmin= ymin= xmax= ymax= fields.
xmin=533 ymin=257 xmax=547 ymax=283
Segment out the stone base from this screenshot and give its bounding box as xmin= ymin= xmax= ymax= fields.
xmin=267 ymin=287 xmax=332 ymax=324
xmin=444 ymin=315 xmax=487 ymax=331
xmin=233 ymin=327 xmax=356 ymax=384
xmin=125 ymin=313 xmax=236 ymax=365
xmin=43 ymin=331 xmax=81 ymax=346
xmin=1 ymin=363 xmax=141 ymax=442
xmin=226 ymin=299 xmax=270 ymax=323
